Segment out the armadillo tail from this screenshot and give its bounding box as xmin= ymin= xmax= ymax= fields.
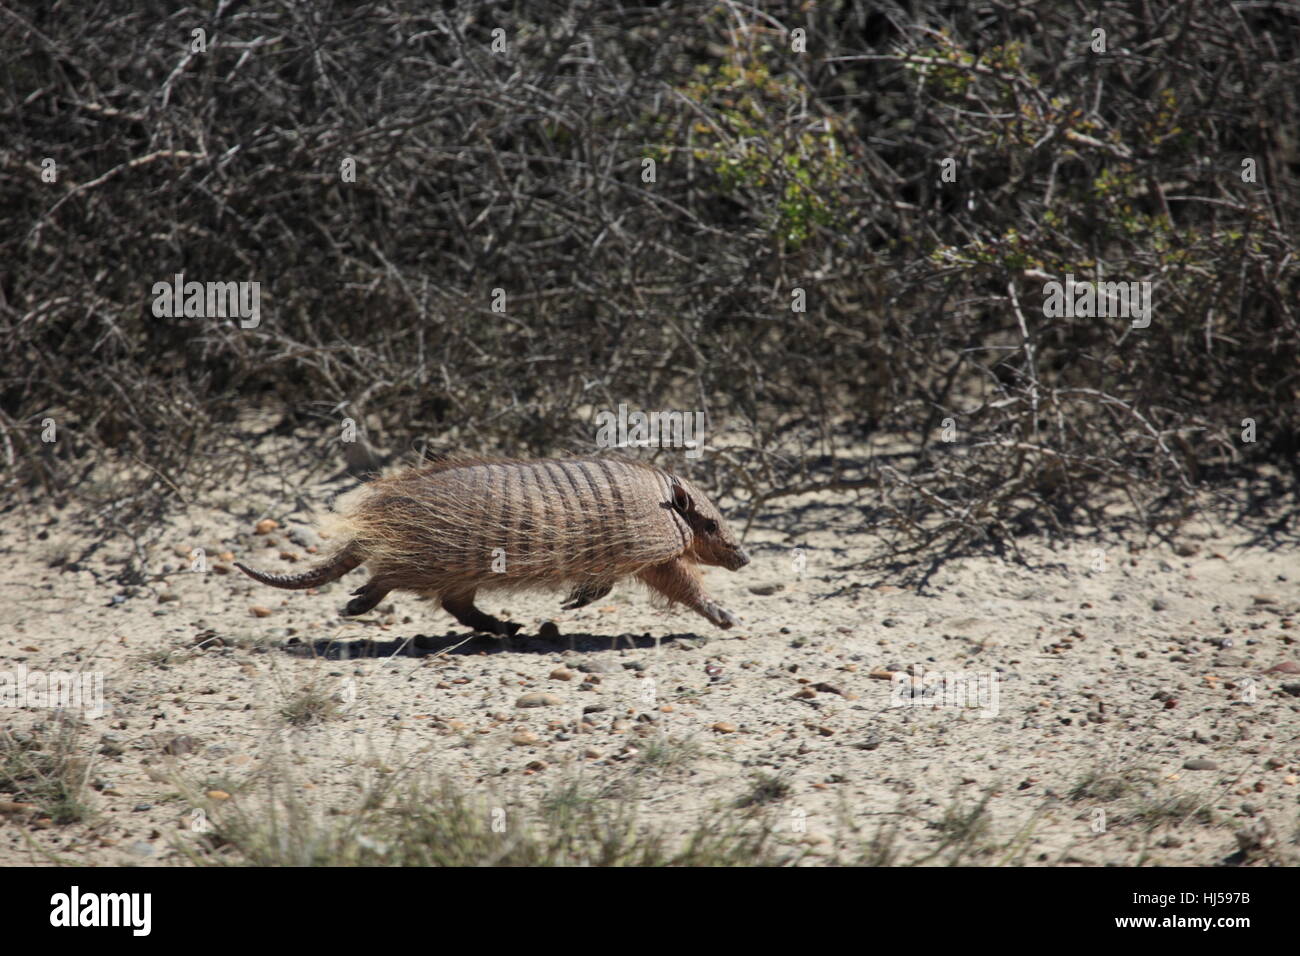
xmin=234 ymin=542 xmax=362 ymax=590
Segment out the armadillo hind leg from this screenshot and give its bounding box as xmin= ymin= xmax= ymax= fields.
xmin=343 ymin=580 xmax=391 ymax=616
xmin=441 ymin=591 xmax=522 ymax=637
xmin=561 ymin=580 xmax=614 ymax=610
xmin=637 ymin=559 xmax=740 ymax=630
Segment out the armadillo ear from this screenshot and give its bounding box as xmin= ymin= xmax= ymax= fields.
xmin=670 ymin=481 xmax=694 ymax=516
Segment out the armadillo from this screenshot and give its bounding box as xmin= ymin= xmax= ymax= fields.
xmin=234 ymin=457 xmax=750 ymax=634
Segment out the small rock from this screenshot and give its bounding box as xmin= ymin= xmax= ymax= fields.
xmin=1252 ymin=594 xmax=1280 ymax=605
xmin=1267 ymin=661 xmax=1300 ymax=674
xmin=162 ymin=735 xmax=195 ymax=756
xmin=577 ymin=660 xmax=618 ymax=675
xmin=250 ymin=606 xmax=273 ymax=618
xmin=510 ymin=732 xmax=540 ymax=746
xmin=1183 ymin=758 xmax=1219 ymax=771
xmin=126 ymin=841 xmax=155 ymax=858
xmin=206 ymin=790 xmax=231 ymax=801
xmin=255 ymin=519 xmax=279 ymax=535
xmin=711 ymin=722 xmax=738 ymax=733
xmin=515 ymin=693 xmax=562 ymax=708
xmin=549 ymin=668 xmax=575 ymax=681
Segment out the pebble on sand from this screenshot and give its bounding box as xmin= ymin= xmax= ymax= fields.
xmin=516 ymin=692 xmax=562 ymax=708
xmin=162 ymin=735 xmax=195 ymax=756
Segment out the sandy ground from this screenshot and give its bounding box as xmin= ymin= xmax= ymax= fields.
xmin=2 ymin=460 xmax=1298 ymax=866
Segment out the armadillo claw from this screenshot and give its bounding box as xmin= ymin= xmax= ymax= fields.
xmin=714 ymin=607 xmax=739 ymax=630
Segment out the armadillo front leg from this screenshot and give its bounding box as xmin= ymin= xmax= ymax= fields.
xmin=637 ymin=558 xmax=740 ymax=630
xmin=441 ymin=591 xmax=522 ymax=637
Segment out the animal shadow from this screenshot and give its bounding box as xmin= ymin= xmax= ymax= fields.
xmin=283 ymin=628 xmax=703 ymax=659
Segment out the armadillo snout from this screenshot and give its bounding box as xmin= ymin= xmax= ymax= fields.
xmin=728 ymin=548 xmax=751 ymax=570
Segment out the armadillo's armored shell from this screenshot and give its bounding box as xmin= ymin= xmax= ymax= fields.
xmin=341 ymin=458 xmax=693 ymax=592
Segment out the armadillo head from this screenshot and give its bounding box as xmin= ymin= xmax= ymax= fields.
xmin=667 ymin=476 xmax=750 ymax=572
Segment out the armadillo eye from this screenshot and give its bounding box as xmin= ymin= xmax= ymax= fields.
xmin=703 ymin=519 xmax=719 ymax=534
